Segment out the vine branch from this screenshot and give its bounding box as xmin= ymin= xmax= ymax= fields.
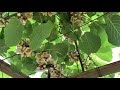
xmin=74 ymin=40 xmax=84 ymax=72
xmin=42 ymin=12 xmax=110 ymax=47
xmin=47 ymin=68 xmax=51 ymax=78
xmin=46 ymin=64 xmax=67 ymax=78
xmin=2 ymin=13 xmax=17 ymax=21
xmin=1 ymin=54 xmax=17 ymax=61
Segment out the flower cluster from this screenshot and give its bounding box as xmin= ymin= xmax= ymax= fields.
xmin=16 ymin=38 xmax=34 ymax=57
xmin=49 ymin=65 xmax=65 ymax=78
xmin=35 ymin=51 xmax=65 ymax=78
xmin=70 ymin=12 xmax=85 ymax=27
xmin=68 ymin=52 xmax=79 ymax=62
xmin=16 ymin=39 xmax=66 ymax=78
xmin=64 ymin=35 xmax=74 ymax=44
xmin=41 ymin=12 xmax=57 ymax=17
xmin=17 ymin=12 xmax=33 ymax=25
xmin=0 ymin=18 xmax=5 ymax=28
xmin=35 ymin=51 xmax=54 ymax=70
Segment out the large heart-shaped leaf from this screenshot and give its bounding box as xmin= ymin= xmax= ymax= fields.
xmin=4 ymin=17 xmax=24 ymax=47
xmin=105 ymin=15 xmax=120 ymax=46
xmin=79 ymin=32 xmax=101 ymax=55
xmin=90 ymin=21 xmax=115 ymax=48
xmin=9 ymin=55 xmax=22 ymax=73
xmin=30 ymin=20 xmax=54 ymax=50
xmin=51 ymin=43 xmax=68 ymax=59
xmin=95 ymin=47 xmax=112 ymax=62
xmin=0 ymin=39 xmax=9 ymax=54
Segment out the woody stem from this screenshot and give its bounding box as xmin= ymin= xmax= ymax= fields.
xmin=74 ymin=40 xmax=85 ymax=72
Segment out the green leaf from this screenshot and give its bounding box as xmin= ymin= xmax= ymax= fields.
xmin=92 ymin=55 xmax=108 ymax=66
xmin=62 ymin=22 xmax=81 ymax=40
xmin=48 ymin=43 xmax=68 ymax=63
xmin=96 ymin=47 xmax=112 ymax=62
xmin=58 ymin=12 xmax=70 ymax=23
xmin=21 ymin=57 xmax=36 ymax=75
xmin=44 ymin=15 xmax=56 ymax=23
xmin=30 ymin=20 xmax=54 ymax=50
xmin=23 ymin=21 xmax=33 ymax=38
xmin=11 ymin=62 xmax=22 ymax=73
xmin=0 ymin=39 xmax=9 ymax=54
xmin=66 ymin=64 xmax=80 ymax=76
xmin=52 ymin=43 xmax=68 ymax=59
xmin=79 ymin=32 xmax=101 ymax=55
xmin=90 ymin=22 xmax=115 ymax=48
xmin=47 ymin=28 xmax=59 ymax=42
xmin=95 ymin=25 xmax=109 ymax=45
xmin=81 ymin=24 xmax=90 ymax=32
xmin=98 ymin=16 xmax=106 ymax=24
xmin=0 ymin=71 xmax=11 ymax=78
xmin=90 ymin=21 xmax=101 ymax=35
xmin=22 ymin=57 xmax=37 ymax=71
xmin=62 ymin=22 xmax=72 ymax=35
xmin=44 ymin=43 xmax=54 ymax=51
xmin=33 ymin=12 xmax=43 ymax=23
xmin=21 ymin=68 xmax=36 ymax=75
xmin=90 ymin=22 xmax=108 ymax=44
xmin=41 ymin=72 xmax=47 ymax=78
xmin=32 ymin=22 xmax=39 ymax=29
xmin=9 ymin=54 xmax=20 ymax=64
xmin=101 ymin=74 xmax=115 ymax=78
xmin=64 ymin=56 xmax=74 ymax=66
xmin=0 ymin=28 xmax=4 ymax=39
xmin=105 ymin=15 xmax=120 ymax=46
xmin=74 ymin=29 xmax=82 ymax=39
xmin=50 ymin=51 xmax=58 ymax=61
xmin=10 ymin=55 xmax=22 ymax=73
xmin=87 ymin=12 xmax=96 ymax=17
xmin=68 ymin=29 xmax=82 ymax=40
xmin=68 ymin=44 xmax=75 ymax=52
xmin=4 ymin=17 xmax=24 ymax=47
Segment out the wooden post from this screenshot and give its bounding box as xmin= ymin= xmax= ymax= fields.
xmin=1 ymin=59 xmax=120 ymax=78
xmin=69 ymin=61 xmax=120 ymax=78
xmin=0 ymin=60 xmax=29 ymax=78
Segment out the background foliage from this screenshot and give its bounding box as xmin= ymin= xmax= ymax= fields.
xmin=0 ymin=12 xmax=120 ymax=78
